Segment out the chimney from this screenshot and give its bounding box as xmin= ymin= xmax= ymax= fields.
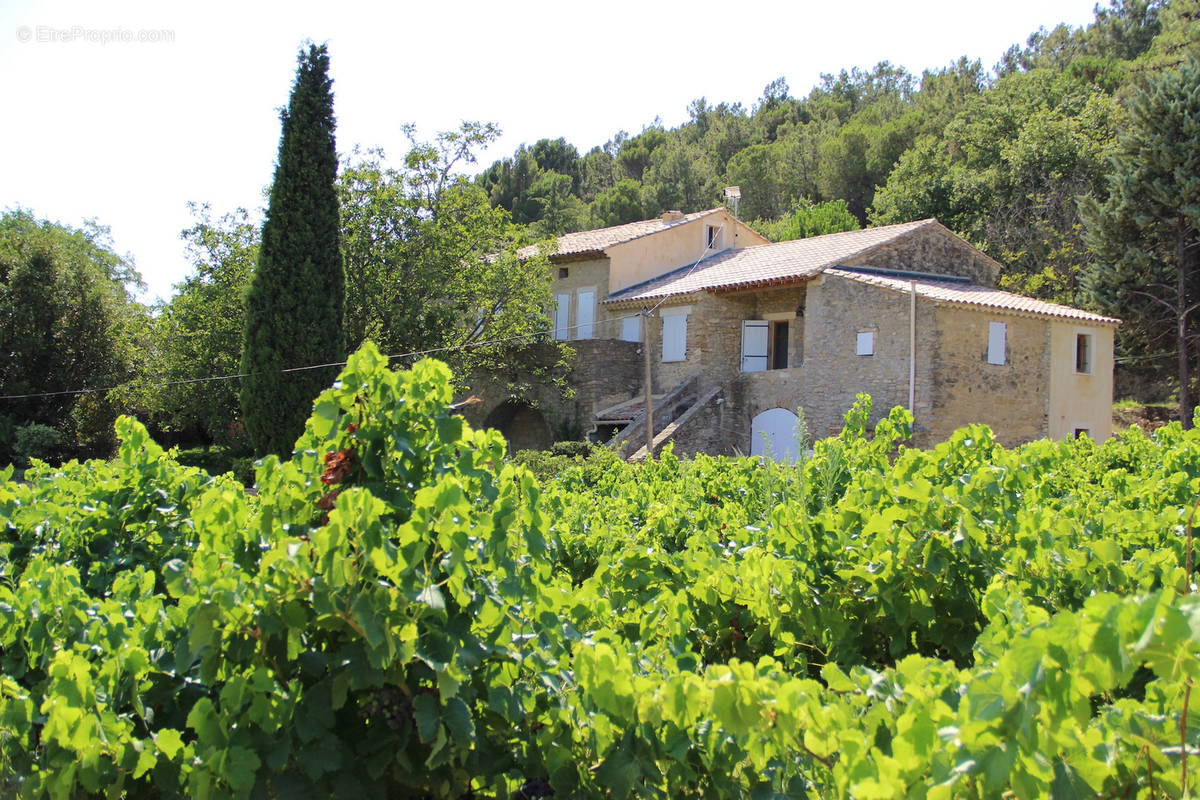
xmin=661 ymin=210 xmax=684 ymax=222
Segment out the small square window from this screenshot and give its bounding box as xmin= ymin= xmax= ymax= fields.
xmin=1075 ymin=333 xmax=1093 ymax=374
xmin=558 ymin=267 xmax=569 ymax=279
xmin=1074 ymin=427 xmax=1091 ymax=438
xmin=856 ymin=331 xmax=874 ymax=356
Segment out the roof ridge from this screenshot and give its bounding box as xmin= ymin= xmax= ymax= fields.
xmin=561 ymin=207 xmax=722 ymax=238
xmin=603 ymin=219 xmax=991 ymax=305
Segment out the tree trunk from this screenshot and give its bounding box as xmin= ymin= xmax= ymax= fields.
xmin=1179 ymin=220 xmax=1194 ymax=429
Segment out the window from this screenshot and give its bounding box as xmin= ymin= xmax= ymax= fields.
xmin=1075 ymin=333 xmax=1093 ymax=374
xmin=856 ymin=330 xmax=875 ymax=356
xmin=771 ymin=320 xmax=789 ymax=370
xmin=706 ymin=225 xmax=722 ymax=249
xmin=1074 ymin=427 xmax=1091 ymax=438
xmin=552 ymin=294 xmax=569 ymax=340
xmin=576 ymin=290 xmax=595 ymax=339
xmin=662 ymin=309 xmax=689 ymax=362
xmin=988 ymin=321 xmax=1006 ymax=365
xmin=743 ymin=319 xmax=792 ymax=372
xmin=741 ymin=320 xmax=768 ymax=372
xmin=620 ymin=315 xmax=640 ymax=343
xmin=558 ymin=267 xmax=569 ymax=279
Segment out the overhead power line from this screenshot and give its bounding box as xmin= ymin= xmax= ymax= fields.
xmin=0 ymin=311 xmax=644 ymax=402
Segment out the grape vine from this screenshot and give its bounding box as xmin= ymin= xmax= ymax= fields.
xmin=2 ymin=343 xmax=1199 ymax=798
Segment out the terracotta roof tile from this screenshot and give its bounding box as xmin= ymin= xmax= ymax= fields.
xmin=520 ymin=209 xmax=725 ymax=259
xmin=605 ymin=219 xmax=938 ymax=303
xmin=826 ymin=268 xmax=1120 ymax=325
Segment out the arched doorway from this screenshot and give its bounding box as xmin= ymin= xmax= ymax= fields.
xmin=483 ymin=401 xmax=553 ymax=453
xmin=751 ymin=408 xmax=799 ymax=461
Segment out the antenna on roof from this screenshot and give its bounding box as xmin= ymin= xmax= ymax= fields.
xmin=723 ymin=186 xmax=741 ymax=221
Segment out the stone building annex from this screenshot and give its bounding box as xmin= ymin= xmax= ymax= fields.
xmin=464 ymin=208 xmax=1118 ymax=459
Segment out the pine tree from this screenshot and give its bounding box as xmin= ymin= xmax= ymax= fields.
xmin=241 ymin=43 xmax=344 ymax=456
xmin=1081 ymin=59 xmax=1200 ymax=426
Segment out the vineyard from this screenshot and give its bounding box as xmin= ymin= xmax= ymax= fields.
xmin=2 ymin=344 xmax=1200 ymax=798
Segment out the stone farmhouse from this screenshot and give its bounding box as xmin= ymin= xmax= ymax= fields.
xmin=466 ymin=208 xmax=1118 ymax=459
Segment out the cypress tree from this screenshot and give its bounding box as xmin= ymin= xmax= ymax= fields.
xmin=241 ymin=43 xmax=344 ymax=456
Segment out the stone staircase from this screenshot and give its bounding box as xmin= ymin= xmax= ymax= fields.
xmin=624 ymin=385 xmax=726 ymax=461
xmin=600 ymin=375 xmax=732 ymax=460
xmin=603 ymin=375 xmax=699 ymax=459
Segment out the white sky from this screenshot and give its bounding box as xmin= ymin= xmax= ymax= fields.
xmin=1 ymin=0 xmax=1102 ymax=303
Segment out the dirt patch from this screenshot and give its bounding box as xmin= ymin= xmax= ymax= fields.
xmin=1112 ymin=404 xmax=1177 ymax=434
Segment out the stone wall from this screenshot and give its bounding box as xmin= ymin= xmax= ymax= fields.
xmin=640 ymin=277 xmax=939 ymax=451
xmin=464 ymin=338 xmax=643 ymax=446
xmin=570 ymin=338 xmax=644 ymax=420
xmin=925 ymin=306 xmax=1051 ymax=447
xmin=643 ymin=286 xmax=809 ymax=394
xmin=846 ymin=225 xmax=999 ymax=286
xmin=769 ymin=275 xmax=936 ymax=440
xmin=655 ymin=387 xmax=742 ymax=458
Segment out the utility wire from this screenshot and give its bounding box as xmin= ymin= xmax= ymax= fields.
xmin=4 ymin=224 xmax=728 ymax=402
xmin=0 ymin=311 xmax=646 ymax=402
xmin=644 ymin=237 xmax=720 ymax=316
xmin=1113 ymin=347 xmax=1180 ymax=364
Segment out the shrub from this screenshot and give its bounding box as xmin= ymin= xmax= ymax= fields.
xmin=12 ymin=423 xmax=63 ymax=467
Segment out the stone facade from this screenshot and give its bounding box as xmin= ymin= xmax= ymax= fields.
xmin=844 ymin=225 xmax=999 ymax=285
xmin=464 ymin=338 xmax=642 ymax=450
xmin=926 ymin=306 xmax=1051 ymax=447
xmin=608 ymin=274 xmax=1106 ymax=454
xmin=508 ymin=216 xmax=1115 ymax=457
xmin=644 ymin=276 xmax=934 ymax=448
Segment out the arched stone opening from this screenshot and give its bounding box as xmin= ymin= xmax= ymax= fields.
xmin=483 ymin=400 xmax=553 ymax=453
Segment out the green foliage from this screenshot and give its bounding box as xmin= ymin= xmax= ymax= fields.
xmin=510 ymin=440 xmax=620 ymax=484
xmin=1 ymin=345 xmax=553 ymax=797
xmin=589 ymin=178 xmax=645 ymax=227
xmin=753 ymin=199 xmax=861 ymax=242
xmin=339 ymin=124 xmax=558 ymax=383
xmin=1081 ymin=58 xmax=1200 ymax=425
xmin=873 ymin=67 xmax=1124 ymax=306
xmin=241 ymin=43 xmax=345 ymax=457
xmin=0 ymin=210 xmax=148 ymax=463
xmin=144 ymin=205 xmax=256 ymax=446
xmin=11 ymin=423 xmax=62 ymax=467
xmin=4 ymin=347 xmax=1200 ymax=797
xmin=172 ymin=446 xmax=256 ymax=486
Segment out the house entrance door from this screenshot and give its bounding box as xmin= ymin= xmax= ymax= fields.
xmin=750 ymin=408 xmax=799 ymax=461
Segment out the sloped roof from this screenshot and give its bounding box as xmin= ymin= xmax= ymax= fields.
xmin=827 ymin=268 xmax=1120 ymax=325
xmin=520 ymin=209 xmax=726 ymax=259
xmin=513 ymin=206 xmax=720 ymax=260
xmin=605 ymin=219 xmax=939 ymax=303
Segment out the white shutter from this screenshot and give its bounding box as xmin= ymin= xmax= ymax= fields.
xmin=576 ymin=290 xmax=595 ymax=339
xmin=987 ymin=321 xmax=1006 ymax=365
xmin=856 ymin=331 xmax=874 ymax=356
xmin=741 ymin=320 xmax=769 ymax=372
xmin=553 ymin=294 xmax=569 ymax=340
xmin=620 ymin=315 xmax=640 ymax=342
xmin=661 ymin=311 xmax=688 ymax=362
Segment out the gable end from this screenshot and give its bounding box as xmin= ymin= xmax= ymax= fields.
xmin=842 ymin=221 xmax=1001 ymax=286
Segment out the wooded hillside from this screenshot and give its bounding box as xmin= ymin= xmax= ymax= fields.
xmin=476 ymin=0 xmax=1199 ymax=400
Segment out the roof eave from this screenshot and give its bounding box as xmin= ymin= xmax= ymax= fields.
xmin=603 ymin=290 xmax=708 ymax=309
